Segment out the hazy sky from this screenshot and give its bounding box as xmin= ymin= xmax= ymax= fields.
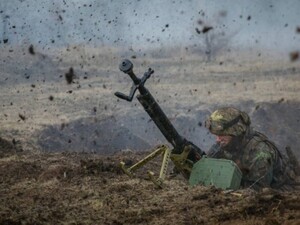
xmin=0 ymin=0 xmax=299 ymax=52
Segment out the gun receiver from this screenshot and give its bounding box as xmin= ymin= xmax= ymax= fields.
xmin=115 ymin=59 xmax=205 ymax=181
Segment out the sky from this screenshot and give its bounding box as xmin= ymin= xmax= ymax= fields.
xmin=0 ymin=0 xmax=299 ymax=52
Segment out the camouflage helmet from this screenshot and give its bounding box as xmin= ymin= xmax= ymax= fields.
xmin=205 ymin=107 xmax=251 ymax=136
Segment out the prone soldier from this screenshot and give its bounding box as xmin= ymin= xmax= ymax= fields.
xmin=205 ymin=107 xmax=299 ymax=190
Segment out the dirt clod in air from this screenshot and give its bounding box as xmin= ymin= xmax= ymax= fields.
xmin=290 ymin=51 xmax=299 ymax=62
xmin=18 ymin=113 xmax=26 ymax=121
xmin=65 ymin=67 xmax=75 ymax=84
xmin=28 ymin=44 xmax=35 ymax=55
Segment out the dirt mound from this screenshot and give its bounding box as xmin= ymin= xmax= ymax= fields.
xmin=37 ymin=116 xmax=151 ymax=153
xmin=0 ymin=150 xmax=299 ymax=225
xmin=36 ymin=100 xmax=300 ymax=160
xmin=249 ymin=100 xmax=300 ymax=156
xmin=0 ymin=137 xmax=22 ymax=158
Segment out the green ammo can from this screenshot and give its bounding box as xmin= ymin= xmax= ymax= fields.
xmin=188 ymin=156 xmax=242 ymax=190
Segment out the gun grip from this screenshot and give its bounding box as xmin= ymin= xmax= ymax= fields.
xmin=114 ymin=92 xmax=132 ymax=101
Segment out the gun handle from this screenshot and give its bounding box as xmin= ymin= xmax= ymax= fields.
xmin=114 ymin=91 xmax=133 ymax=102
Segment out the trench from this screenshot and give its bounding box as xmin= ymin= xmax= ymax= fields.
xmin=37 ymin=101 xmax=300 ymax=159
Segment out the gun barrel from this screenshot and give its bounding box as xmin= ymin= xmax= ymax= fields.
xmin=137 ymin=92 xmax=184 ymax=148
xmin=116 ymin=59 xmax=205 ymax=162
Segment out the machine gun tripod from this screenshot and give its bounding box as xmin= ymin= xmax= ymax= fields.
xmin=115 ymin=59 xmax=205 ymax=187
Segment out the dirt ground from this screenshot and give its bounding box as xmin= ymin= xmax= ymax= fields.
xmin=0 ymin=46 xmax=300 ymax=224
xmin=0 ymin=143 xmax=299 ymax=225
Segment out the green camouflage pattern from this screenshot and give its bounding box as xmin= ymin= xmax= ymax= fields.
xmin=205 ymin=107 xmax=250 ymax=136
xmin=207 ymin=128 xmax=288 ymax=189
xmin=240 ymin=138 xmax=276 ymax=188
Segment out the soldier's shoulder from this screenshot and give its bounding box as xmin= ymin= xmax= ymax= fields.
xmin=247 ymin=131 xmax=276 ymax=149
xmin=246 ymin=135 xmax=276 ymax=159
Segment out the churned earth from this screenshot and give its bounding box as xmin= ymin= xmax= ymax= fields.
xmin=0 ymin=46 xmax=300 ymax=224
xmin=0 ymin=143 xmax=299 ymax=225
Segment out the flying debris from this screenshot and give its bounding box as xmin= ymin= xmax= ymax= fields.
xmin=18 ymin=114 xmax=26 ymax=121
xmin=202 ymin=26 xmax=213 ymax=33
xmin=290 ymin=51 xmax=299 ymax=62
xmin=28 ymin=45 xmax=35 ymax=55
xmin=65 ymin=67 xmax=75 ymax=84
xmin=195 ymin=26 xmax=213 ymax=34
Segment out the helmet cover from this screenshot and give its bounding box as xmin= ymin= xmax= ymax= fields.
xmin=205 ymin=107 xmax=250 ymax=136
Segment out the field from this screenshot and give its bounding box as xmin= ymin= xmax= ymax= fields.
xmin=0 ymin=45 xmax=300 ymax=224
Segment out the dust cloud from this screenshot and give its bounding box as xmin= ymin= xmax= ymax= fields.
xmin=1 ymin=1 xmax=300 ymax=224
xmin=0 ymin=1 xmax=299 ymax=156
xmin=1 ymin=0 xmax=299 ymax=52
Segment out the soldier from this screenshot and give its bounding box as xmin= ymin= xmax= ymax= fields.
xmin=205 ymin=107 xmax=298 ymax=190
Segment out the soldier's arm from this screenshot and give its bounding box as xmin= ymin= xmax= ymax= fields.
xmin=243 ymin=142 xmax=276 ymax=189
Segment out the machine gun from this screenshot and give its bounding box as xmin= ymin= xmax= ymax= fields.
xmin=115 ymin=59 xmax=206 ymax=187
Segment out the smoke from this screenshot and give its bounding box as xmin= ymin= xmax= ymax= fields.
xmin=0 ymin=0 xmax=299 ymax=53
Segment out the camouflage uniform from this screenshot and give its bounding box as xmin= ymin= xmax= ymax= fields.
xmin=205 ymin=107 xmax=297 ymax=190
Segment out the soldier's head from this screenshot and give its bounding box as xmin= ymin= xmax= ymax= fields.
xmin=205 ymin=107 xmax=251 ymax=147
